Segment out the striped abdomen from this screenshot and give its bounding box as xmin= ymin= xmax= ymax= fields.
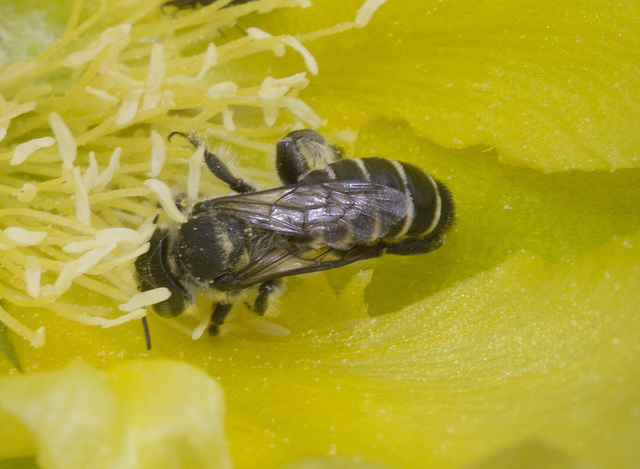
xmin=299 ymin=157 xmax=454 ymax=254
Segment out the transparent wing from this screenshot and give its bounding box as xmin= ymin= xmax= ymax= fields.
xmin=228 ymin=241 xmax=385 ymax=289
xmin=210 ymin=181 xmax=407 ymax=249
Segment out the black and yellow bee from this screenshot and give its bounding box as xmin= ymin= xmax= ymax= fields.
xmin=135 ymin=129 xmax=454 ymax=336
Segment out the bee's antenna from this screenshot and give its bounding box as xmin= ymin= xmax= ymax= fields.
xmin=142 ymin=316 xmax=152 ymax=350
xmin=167 ymin=131 xmax=191 ymax=143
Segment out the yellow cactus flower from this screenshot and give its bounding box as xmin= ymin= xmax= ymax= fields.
xmin=1 ymin=0 xmax=639 ymax=468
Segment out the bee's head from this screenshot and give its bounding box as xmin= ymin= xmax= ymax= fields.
xmin=135 ymin=227 xmax=192 ymax=318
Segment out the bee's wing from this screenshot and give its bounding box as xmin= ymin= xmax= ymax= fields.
xmin=231 ymin=242 xmax=385 ymax=289
xmin=212 ymin=181 xmax=407 ymax=249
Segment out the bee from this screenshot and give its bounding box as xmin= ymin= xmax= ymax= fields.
xmin=161 ymin=0 xmax=256 ymax=13
xmin=135 ymin=129 xmax=454 ymax=338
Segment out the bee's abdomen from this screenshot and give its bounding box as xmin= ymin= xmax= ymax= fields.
xmin=301 ymin=157 xmax=452 ymax=244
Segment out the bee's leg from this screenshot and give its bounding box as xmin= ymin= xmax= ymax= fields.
xmin=203 ymin=146 xmax=256 ymax=194
xmin=208 ymin=302 xmax=233 ymax=335
xmin=276 ymin=131 xmax=312 ymax=184
xmin=253 ymin=279 xmax=282 ymax=316
xmin=168 ymin=131 xmax=256 ymax=194
xmin=275 ymin=129 xmax=341 ymax=185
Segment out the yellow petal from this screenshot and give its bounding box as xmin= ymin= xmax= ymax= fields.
xmin=210 ymin=232 xmax=640 ymax=468
xmin=0 ymin=360 xmax=230 ymax=469
xmin=1 ymin=0 xmax=640 ymax=469
xmin=291 ymin=0 xmax=640 ymax=172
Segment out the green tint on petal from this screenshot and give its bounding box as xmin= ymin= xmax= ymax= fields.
xmin=0 ymin=322 xmax=22 ymax=372
xmin=0 ymin=360 xmax=230 ymax=469
xmin=0 ymin=1 xmax=72 ymax=66
xmin=300 ymin=0 xmax=640 ymax=172
xmin=280 ymin=456 xmax=390 ymax=469
xmin=0 ymin=457 xmax=38 ymax=469
xmin=465 ymin=439 xmax=587 ymax=469
xmin=0 ymin=408 xmax=34 ymax=460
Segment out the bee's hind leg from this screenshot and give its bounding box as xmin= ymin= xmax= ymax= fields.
xmin=208 ymin=302 xmax=233 ymax=336
xmin=253 ymin=279 xmax=283 ymax=316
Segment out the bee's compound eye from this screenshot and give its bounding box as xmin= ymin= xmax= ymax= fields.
xmin=135 ymin=228 xmax=190 ymax=318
